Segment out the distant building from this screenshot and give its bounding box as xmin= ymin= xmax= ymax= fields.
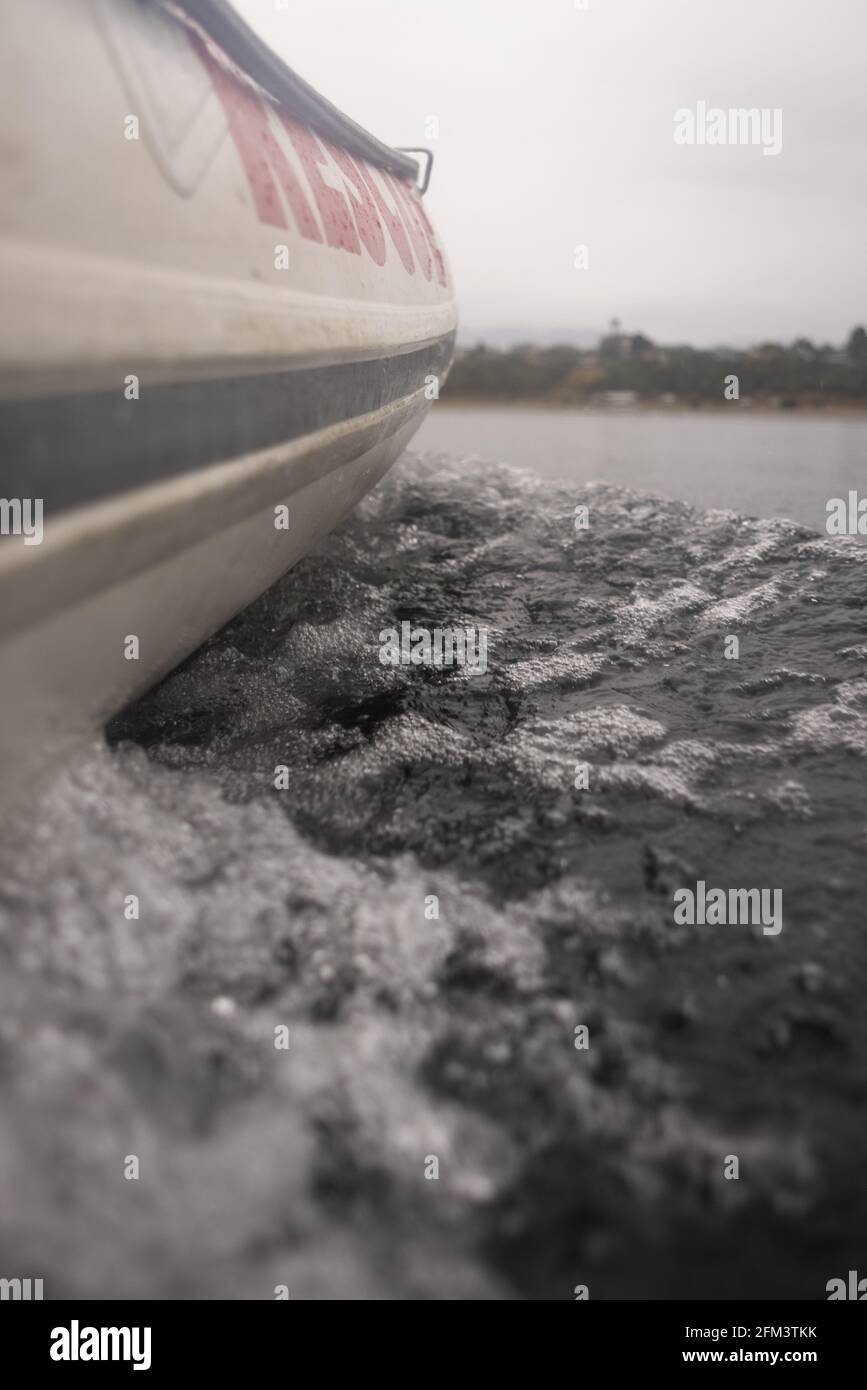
xmin=602 ymin=389 xmax=638 ymax=408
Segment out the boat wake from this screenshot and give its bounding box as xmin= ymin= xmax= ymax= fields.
xmin=1 ymin=451 xmax=866 ymax=1298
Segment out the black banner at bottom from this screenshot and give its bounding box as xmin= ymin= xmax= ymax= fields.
xmin=0 ymin=1299 xmax=862 ymax=1374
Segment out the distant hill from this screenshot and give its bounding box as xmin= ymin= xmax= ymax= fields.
xmin=445 ymin=327 xmax=867 ymax=408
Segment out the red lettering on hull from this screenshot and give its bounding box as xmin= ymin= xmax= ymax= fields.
xmin=326 ymin=142 xmax=387 ymax=267
xmin=191 ymin=34 xmax=321 ymax=240
xmin=281 ymin=117 xmax=360 ymax=255
xmin=355 ymin=163 xmax=415 ymax=274
xmin=387 ymin=173 xmax=432 ymax=281
xmin=189 ymin=29 xmax=448 ymax=288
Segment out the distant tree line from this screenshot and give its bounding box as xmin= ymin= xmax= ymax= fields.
xmin=444 ymin=326 xmax=867 ymax=407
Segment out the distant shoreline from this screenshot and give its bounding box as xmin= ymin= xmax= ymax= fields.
xmin=445 ymin=330 xmax=867 ymax=414
xmin=438 ymin=395 xmax=867 ymax=416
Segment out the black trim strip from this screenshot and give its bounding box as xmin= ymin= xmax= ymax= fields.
xmin=0 ymin=333 xmax=455 ymax=517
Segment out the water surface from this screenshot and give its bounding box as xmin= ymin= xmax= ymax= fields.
xmin=1 ymin=451 xmax=866 ymax=1299
xmin=418 ymin=405 xmax=867 ymax=534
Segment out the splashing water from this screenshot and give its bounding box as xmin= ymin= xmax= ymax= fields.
xmin=1 ymin=451 xmax=866 ymax=1299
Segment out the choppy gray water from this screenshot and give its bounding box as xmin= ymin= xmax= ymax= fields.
xmin=2 ymin=451 xmax=866 ymax=1299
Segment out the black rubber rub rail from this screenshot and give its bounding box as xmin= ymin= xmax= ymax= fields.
xmin=0 ymin=333 xmax=457 ymax=515
xmin=166 ymin=0 xmax=421 ymax=182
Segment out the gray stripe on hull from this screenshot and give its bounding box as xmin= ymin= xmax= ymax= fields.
xmin=0 ymin=332 xmax=455 ymax=516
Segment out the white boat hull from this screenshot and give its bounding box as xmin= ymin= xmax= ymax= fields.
xmin=0 ymin=0 xmax=456 ymax=798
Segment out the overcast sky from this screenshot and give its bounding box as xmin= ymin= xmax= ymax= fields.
xmin=235 ymin=0 xmax=867 ymax=348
